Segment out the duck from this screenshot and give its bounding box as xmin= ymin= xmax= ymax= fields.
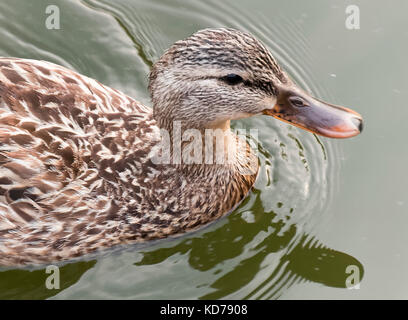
xmin=0 ymin=28 xmax=363 ymax=266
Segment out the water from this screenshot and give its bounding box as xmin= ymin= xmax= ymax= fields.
xmin=0 ymin=0 xmax=406 ymax=299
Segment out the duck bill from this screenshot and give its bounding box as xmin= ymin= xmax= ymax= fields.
xmin=264 ymin=84 xmax=363 ymax=138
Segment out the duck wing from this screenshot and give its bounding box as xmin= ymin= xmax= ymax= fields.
xmin=0 ymin=58 xmax=151 ymax=233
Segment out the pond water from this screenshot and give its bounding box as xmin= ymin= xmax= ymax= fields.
xmin=0 ymin=0 xmax=407 ymax=299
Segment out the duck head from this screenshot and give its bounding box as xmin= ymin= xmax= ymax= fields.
xmin=149 ymin=28 xmax=363 ymax=138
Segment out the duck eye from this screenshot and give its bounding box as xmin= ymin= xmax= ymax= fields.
xmin=221 ymin=73 xmax=243 ymax=85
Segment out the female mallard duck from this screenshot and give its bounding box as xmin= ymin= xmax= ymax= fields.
xmin=0 ymin=28 xmax=362 ymax=266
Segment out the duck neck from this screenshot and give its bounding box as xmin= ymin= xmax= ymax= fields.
xmin=153 ymin=118 xmax=258 ymax=177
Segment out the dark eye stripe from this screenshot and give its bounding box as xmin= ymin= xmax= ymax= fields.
xmin=213 ymin=74 xmax=276 ymax=95
xmin=221 ymin=73 xmax=243 ymax=85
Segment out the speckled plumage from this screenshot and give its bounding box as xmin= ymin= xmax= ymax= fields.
xmin=0 ymin=28 xmax=288 ymax=266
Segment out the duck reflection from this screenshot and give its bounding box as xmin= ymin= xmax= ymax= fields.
xmin=135 ymin=190 xmax=364 ymax=299
xmin=0 ymin=260 xmax=96 ymax=299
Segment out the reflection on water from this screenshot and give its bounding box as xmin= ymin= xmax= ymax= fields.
xmin=0 ymin=0 xmax=365 ymax=299
xmin=134 ymin=191 xmax=363 ymax=300
xmin=0 ymin=260 xmax=96 ymax=300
